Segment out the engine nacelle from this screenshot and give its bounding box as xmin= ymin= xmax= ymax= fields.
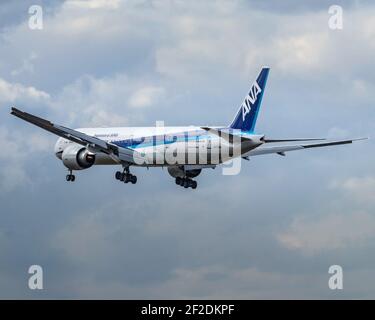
xmin=168 ymin=166 xmax=202 ymax=178
xmin=61 ymin=145 xmax=95 ymax=170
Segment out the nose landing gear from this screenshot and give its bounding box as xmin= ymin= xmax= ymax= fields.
xmin=115 ymin=167 xmax=137 ymax=184
xmin=175 ymin=177 xmax=197 ymax=189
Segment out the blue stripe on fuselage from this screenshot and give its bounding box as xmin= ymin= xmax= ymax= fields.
xmin=109 ymin=129 xmax=256 ymax=149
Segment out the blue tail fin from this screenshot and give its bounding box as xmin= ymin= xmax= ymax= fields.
xmin=229 ymin=67 xmax=269 ymax=132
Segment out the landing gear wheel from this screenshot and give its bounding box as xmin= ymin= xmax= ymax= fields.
xmin=124 ymin=174 xmax=131 ymax=183
xmin=66 ymin=174 xmax=75 ymax=182
xmin=115 ymin=171 xmax=122 ymax=180
xmin=176 ymin=177 xmax=197 ymax=189
xmin=116 ymin=167 xmax=137 ymax=185
xmin=131 ymin=175 xmax=137 ymax=184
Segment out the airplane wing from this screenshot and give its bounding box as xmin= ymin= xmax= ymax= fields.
xmin=10 ymin=107 xmax=144 ymax=164
xmin=245 ymin=138 xmax=367 ymax=157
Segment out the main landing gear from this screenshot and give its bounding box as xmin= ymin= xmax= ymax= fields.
xmin=115 ymin=167 xmax=137 ymax=184
xmin=175 ymin=177 xmax=197 ymax=189
xmin=66 ymin=170 xmax=75 ymax=182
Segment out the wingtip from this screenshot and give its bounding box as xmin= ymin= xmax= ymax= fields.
xmin=353 ymin=137 xmax=369 ymax=141
xmin=10 ymin=106 xmax=19 ymax=114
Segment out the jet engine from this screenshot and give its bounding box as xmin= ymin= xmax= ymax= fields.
xmin=61 ymin=145 xmax=96 ymax=170
xmin=167 ymin=166 xmax=202 ymax=178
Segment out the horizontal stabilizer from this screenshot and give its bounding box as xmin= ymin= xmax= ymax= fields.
xmin=264 ymin=138 xmax=325 ymax=143
xmin=244 ymin=138 xmax=367 ymax=157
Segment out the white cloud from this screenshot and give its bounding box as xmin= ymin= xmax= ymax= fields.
xmin=278 ymin=174 xmax=375 ymax=256
xmin=155 ymin=13 xmax=250 ymax=79
xmin=153 ymin=7 xmax=336 ymax=80
xmin=331 ymin=176 xmax=375 ymax=204
xmin=275 ymin=33 xmax=329 ymax=72
xmin=128 ymin=86 xmax=165 ymax=108
xmin=11 ymin=52 xmax=37 ymax=77
xmin=278 ymin=211 xmax=375 ymax=255
xmin=0 ymin=126 xmax=53 ymax=192
xmin=50 ymin=73 xmax=164 ymax=126
xmin=0 ymin=78 xmax=50 ymax=103
xmin=0 ymin=127 xmax=30 ymax=191
xmin=64 ymin=0 xmax=121 ymax=10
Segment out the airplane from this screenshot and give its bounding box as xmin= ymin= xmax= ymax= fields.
xmin=10 ymin=67 xmax=366 ymax=189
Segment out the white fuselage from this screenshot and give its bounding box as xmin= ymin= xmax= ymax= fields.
xmin=54 ymin=126 xmax=264 ymax=167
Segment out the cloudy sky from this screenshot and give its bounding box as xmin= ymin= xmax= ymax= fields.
xmin=0 ymin=0 xmax=374 ymax=299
